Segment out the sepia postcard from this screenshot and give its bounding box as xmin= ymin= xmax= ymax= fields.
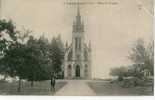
xmin=0 ymin=0 xmax=154 ymax=97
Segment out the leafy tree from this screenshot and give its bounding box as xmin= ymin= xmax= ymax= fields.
xmin=1 ymin=19 xmax=65 ymax=91
xmin=0 ymin=19 xmax=16 ymax=41
xmin=128 ymin=39 xmax=154 ymax=75
xmin=25 ymin=36 xmax=51 ymax=86
xmin=2 ymin=42 xmax=27 ymax=92
xmin=37 ymin=35 xmax=51 ymax=78
xmin=110 ymin=66 xmax=128 ymax=81
xmin=0 ymin=19 xmax=17 ymax=80
xmin=0 ymin=21 xmax=33 ymax=91
xmin=0 ymin=19 xmax=16 ymax=57
xmin=126 ymin=64 xmax=144 ymax=79
xmin=49 ymin=36 xmax=64 ymax=78
xmin=145 ymin=41 xmax=154 ymax=75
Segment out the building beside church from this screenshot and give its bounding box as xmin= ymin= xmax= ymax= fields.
xmin=63 ymin=7 xmax=91 ymax=79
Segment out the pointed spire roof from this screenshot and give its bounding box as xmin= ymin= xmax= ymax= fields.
xmin=77 ymin=1 xmax=80 ymax=17
xmin=72 ymin=1 xmax=84 ymax=33
xmin=76 ymin=1 xmax=81 ymax=25
xmin=0 ymin=0 xmax=2 ymax=18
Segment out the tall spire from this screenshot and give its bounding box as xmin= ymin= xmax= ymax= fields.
xmin=76 ymin=0 xmax=81 ymax=25
xmin=0 ymin=0 xmax=2 ymax=18
xmin=72 ymin=0 xmax=84 ymax=33
xmin=77 ymin=0 xmax=80 ymax=17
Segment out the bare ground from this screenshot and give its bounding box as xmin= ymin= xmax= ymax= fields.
xmin=55 ymin=80 xmax=96 ymax=96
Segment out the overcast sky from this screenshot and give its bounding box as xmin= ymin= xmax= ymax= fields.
xmin=0 ymin=0 xmax=153 ymax=78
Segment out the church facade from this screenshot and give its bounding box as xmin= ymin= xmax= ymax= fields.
xmin=63 ymin=7 xmax=91 ymax=79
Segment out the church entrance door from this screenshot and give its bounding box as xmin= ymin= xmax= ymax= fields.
xmin=75 ymin=65 xmax=80 ymax=77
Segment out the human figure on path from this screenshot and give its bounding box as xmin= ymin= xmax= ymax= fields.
xmin=50 ymin=73 xmax=56 ymax=92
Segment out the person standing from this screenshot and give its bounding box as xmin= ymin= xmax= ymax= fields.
xmin=50 ymin=74 xmax=56 ymax=92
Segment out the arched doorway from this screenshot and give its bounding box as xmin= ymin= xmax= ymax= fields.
xmin=85 ymin=64 xmax=88 ymax=77
xmin=67 ymin=65 xmax=72 ymax=77
xmin=75 ymin=65 xmax=80 ymax=77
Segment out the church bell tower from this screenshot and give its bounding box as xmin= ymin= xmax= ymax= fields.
xmin=64 ymin=2 xmax=91 ymax=79
xmin=72 ymin=5 xmax=85 ymax=61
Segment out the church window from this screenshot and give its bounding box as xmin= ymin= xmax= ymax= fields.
xmin=68 ymin=50 xmax=72 ymax=61
xmin=75 ymin=38 xmax=78 ymax=49
xmin=79 ymin=38 xmax=81 ymax=50
xmin=84 ymin=50 xmax=88 ymax=61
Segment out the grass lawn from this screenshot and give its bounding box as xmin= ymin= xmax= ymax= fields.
xmin=0 ymin=80 xmax=67 ymax=95
xmin=87 ymin=80 xmax=153 ymax=96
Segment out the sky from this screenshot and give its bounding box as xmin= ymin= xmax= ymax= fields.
xmin=0 ymin=0 xmax=153 ymax=78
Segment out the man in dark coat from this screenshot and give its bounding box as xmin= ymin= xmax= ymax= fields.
xmin=50 ymin=74 xmax=56 ymax=92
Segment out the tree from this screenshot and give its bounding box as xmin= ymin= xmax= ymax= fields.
xmin=0 ymin=19 xmax=16 ymax=41
xmin=126 ymin=64 xmax=144 ymax=79
xmin=145 ymin=41 xmax=154 ymax=75
xmin=129 ymin=39 xmax=146 ymax=64
xmin=2 ymin=42 xmax=28 ymax=92
xmin=0 ymin=19 xmax=17 ymax=55
xmin=0 ymin=22 xmax=33 ymax=91
xmin=128 ymin=39 xmax=154 ymax=75
xmin=110 ymin=66 xmax=128 ymax=81
xmin=24 ymin=35 xmax=51 ymax=86
xmin=49 ymin=36 xmax=64 ymax=78
xmin=0 ymin=19 xmax=17 ymax=80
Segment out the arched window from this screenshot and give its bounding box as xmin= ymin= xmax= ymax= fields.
xmin=79 ymin=38 xmax=81 ymax=50
xmin=68 ymin=50 xmax=72 ymax=61
xmin=84 ymin=50 xmax=88 ymax=61
xmin=75 ymin=38 xmax=78 ymax=49
xmin=75 ymin=38 xmax=82 ymax=50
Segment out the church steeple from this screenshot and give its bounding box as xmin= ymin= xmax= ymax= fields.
xmin=0 ymin=0 xmax=2 ymax=18
xmin=77 ymin=3 xmax=80 ymax=16
xmin=77 ymin=3 xmax=81 ymax=21
xmin=73 ymin=3 xmax=84 ymax=33
xmin=64 ymin=0 xmax=91 ymax=79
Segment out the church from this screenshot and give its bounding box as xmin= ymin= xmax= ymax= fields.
xmin=63 ymin=6 xmax=92 ymax=79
